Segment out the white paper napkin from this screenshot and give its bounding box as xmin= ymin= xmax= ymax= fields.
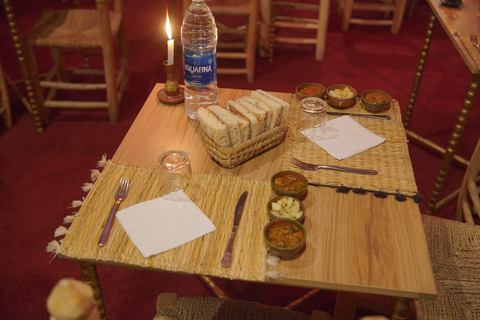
xmin=301 ymin=115 xmax=386 ymax=160
xmin=116 ymin=190 xmax=216 ymax=258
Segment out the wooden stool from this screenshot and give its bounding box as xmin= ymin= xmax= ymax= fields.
xmin=268 ymin=0 xmax=330 ymax=63
xmin=183 ymin=0 xmax=260 ymax=83
xmin=339 ymin=0 xmax=407 ymax=34
xmin=5 ymin=0 xmax=130 ymax=128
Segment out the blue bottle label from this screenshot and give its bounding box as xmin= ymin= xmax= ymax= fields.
xmin=183 ymin=51 xmax=216 ymax=87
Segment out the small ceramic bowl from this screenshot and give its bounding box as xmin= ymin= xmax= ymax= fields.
xmin=267 ymin=196 xmax=306 ymax=223
xmin=296 ymin=83 xmax=326 ymax=100
xmin=264 ymin=218 xmax=306 ymax=259
xmin=361 ymin=89 xmax=392 ymax=113
xmin=271 ymin=170 xmax=308 ymax=199
xmin=326 ymin=84 xmax=357 ymax=109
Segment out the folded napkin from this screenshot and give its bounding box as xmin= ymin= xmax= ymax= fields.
xmin=116 ymin=190 xmax=216 ymax=258
xmin=301 ymin=115 xmax=386 ymax=160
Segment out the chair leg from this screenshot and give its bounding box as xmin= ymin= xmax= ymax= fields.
xmin=97 ymin=0 xmax=119 ymax=124
xmin=246 ymin=0 xmax=259 ymax=82
xmin=0 ymin=61 xmax=13 ymax=127
xmin=102 ymin=46 xmax=119 ymax=124
xmin=118 ymin=17 xmax=130 ymax=92
xmin=315 ymin=0 xmax=330 ymax=61
xmin=341 ymin=0 xmax=354 ymax=32
xmin=390 ymin=0 xmax=407 ymax=34
xmin=50 ymin=47 xmax=68 ymax=82
xmin=268 ymin=0 xmax=276 ymax=64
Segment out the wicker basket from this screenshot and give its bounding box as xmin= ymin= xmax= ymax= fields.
xmin=202 ymin=123 xmax=287 ymax=168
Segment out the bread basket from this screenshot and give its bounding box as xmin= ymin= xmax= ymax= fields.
xmin=202 ymin=123 xmax=287 ymax=168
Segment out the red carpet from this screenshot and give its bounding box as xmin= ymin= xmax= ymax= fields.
xmin=0 ymin=0 xmax=479 ymax=319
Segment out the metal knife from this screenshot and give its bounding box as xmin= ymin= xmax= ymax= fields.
xmin=327 ymin=111 xmax=391 ymax=120
xmin=221 ymin=191 xmax=248 ymax=268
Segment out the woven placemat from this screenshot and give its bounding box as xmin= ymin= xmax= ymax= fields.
xmin=458 ymin=34 xmax=480 ymax=69
xmin=59 ymin=161 xmax=270 ymax=282
xmin=281 ymin=95 xmax=419 ymax=197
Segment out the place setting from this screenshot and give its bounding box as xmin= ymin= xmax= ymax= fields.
xmin=280 ymin=82 xmax=418 ymax=199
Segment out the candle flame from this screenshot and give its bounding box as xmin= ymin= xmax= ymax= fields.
xmin=166 ymin=12 xmax=172 ymax=40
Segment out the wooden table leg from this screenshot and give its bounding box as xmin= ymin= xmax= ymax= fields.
xmin=404 ymin=10 xmax=480 ymax=214
xmin=333 ymin=292 xmax=359 ymax=320
xmin=424 ymin=73 xmax=480 ymax=214
xmin=404 ymin=12 xmax=436 ymax=130
xmin=390 ymin=297 xmax=412 ymax=320
xmin=79 ymin=262 xmax=108 ymax=320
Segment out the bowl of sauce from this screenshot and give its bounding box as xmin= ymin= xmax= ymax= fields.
xmin=271 ymin=170 xmax=308 ymax=199
xmin=296 ymin=83 xmax=325 ymax=100
xmin=264 ymin=219 xmax=306 ymax=259
xmin=361 ymin=89 xmax=392 ymax=113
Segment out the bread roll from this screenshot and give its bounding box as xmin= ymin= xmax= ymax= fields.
xmin=226 ymin=100 xmax=260 ymax=139
xmin=198 ymin=107 xmax=230 ymax=147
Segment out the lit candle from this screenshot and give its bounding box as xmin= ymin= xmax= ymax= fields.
xmin=166 ymin=12 xmax=174 ymax=65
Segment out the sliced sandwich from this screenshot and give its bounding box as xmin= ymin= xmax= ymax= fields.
xmin=226 ymin=100 xmax=260 ymax=139
xmin=238 ymin=96 xmax=272 ymax=131
xmin=251 ymin=89 xmax=290 ymax=126
xmin=208 ymin=105 xmax=249 ymax=147
xmin=197 ymin=107 xmax=230 ymax=148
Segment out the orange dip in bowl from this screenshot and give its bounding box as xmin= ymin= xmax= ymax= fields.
xmin=266 ymin=220 xmax=304 ymax=248
xmin=273 ymin=174 xmax=305 ymax=193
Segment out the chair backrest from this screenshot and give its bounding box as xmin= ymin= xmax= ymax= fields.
xmin=154 ymin=293 xmax=333 ymax=319
xmin=268 ymin=0 xmax=328 ymax=62
xmin=456 ymin=137 xmax=480 ymax=224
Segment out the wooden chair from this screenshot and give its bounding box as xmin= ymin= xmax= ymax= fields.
xmin=338 ymin=0 xmax=408 ymax=34
xmin=5 ymin=0 xmax=129 ymax=128
xmin=0 ymin=59 xmax=13 ymax=128
xmin=357 ymin=137 xmax=480 ymax=319
xmin=268 ymin=0 xmax=330 ymax=63
xmin=456 ymin=137 xmax=480 ymax=224
xmin=182 ymin=0 xmax=260 ymax=83
xmin=154 ymin=292 xmax=333 ymax=320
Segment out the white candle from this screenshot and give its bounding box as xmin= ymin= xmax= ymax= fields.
xmin=167 ymin=39 xmax=174 ymax=65
xmin=166 ymin=13 xmax=174 ymax=65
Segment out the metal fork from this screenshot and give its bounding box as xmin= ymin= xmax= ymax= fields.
xmin=98 ymin=177 xmax=130 ymax=247
xmin=291 ymin=157 xmax=378 ymax=175
xmin=470 ymin=35 xmax=480 ymax=54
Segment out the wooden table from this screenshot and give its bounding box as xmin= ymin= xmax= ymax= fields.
xmin=404 ymin=0 xmax=480 ymax=214
xmin=57 ymin=84 xmax=437 ymax=320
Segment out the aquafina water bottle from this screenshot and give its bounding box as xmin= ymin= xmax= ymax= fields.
xmin=181 ymin=0 xmax=219 ymax=121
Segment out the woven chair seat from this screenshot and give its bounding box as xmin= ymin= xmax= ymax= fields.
xmin=154 ymin=296 xmax=315 ymax=320
xmin=29 ymin=9 xmax=122 ymax=48
xmin=358 ymin=214 xmax=480 ymax=320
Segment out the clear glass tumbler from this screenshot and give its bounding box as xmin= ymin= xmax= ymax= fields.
xmin=158 ymin=150 xmax=192 ymax=195
xmin=297 ymin=97 xmax=327 ymax=139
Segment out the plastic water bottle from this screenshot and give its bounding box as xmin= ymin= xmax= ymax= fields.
xmin=181 ymin=0 xmax=219 ymax=121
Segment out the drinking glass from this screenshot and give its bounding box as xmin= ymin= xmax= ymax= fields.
xmin=158 ymin=150 xmax=192 ymax=195
xmin=297 ymin=97 xmax=327 ymax=139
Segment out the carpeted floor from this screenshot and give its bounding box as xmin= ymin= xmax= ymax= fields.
xmin=0 ymin=0 xmax=479 ymax=319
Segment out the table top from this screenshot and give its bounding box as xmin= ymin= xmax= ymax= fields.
xmin=427 ymin=0 xmax=480 ymax=74
xmin=59 ymin=84 xmax=437 ymax=300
